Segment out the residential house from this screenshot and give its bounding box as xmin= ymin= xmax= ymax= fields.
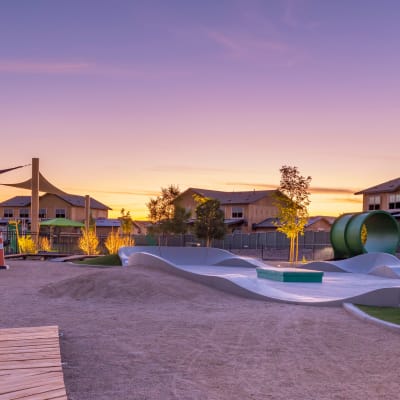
xmin=176 ymin=188 xmax=280 ymax=233
xmin=95 ymin=218 xmax=149 ymax=236
xmin=355 ymin=177 xmax=400 ymax=218
xmin=0 ymin=193 xmax=110 ymax=225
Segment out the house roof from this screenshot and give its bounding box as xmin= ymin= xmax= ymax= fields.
xmin=253 ymin=216 xmax=335 ymax=229
xmin=182 ymin=188 xmax=277 ymax=205
xmin=0 ymin=194 xmax=111 ymax=210
xmin=50 ymin=194 xmax=111 ymax=210
xmin=95 ymin=218 xmax=121 ymax=227
xmin=253 ymin=217 xmax=279 ymax=228
xmin=0 ymin=196 xmax=31 ymax=207
xmin=355 ymin=177 xmax=400 ymax=195
xmin=95 ymin=218 xmax=149 ymax=230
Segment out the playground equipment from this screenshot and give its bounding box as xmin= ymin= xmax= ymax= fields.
xmin=0 ymin=232 xmax=9 ymax=269
xmin=330 ymin=211 xmax=400 ymax=259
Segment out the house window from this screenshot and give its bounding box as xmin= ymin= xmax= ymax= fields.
xmin=368 ymin=196 xmax=380 ymax=210
xmin=4 ymin=208 xmax=13 ymax=218
xmin=389 ymin=194 xmax=400 ymax=210
xmin=232 ymin=207 xmax=243 ymax=218
xmin=39 ymin=208 xmax=47 ymax=218
xmin=19 ymin=208 xmax=29 ymax=218
xmin=55 ymin=208 xmax=66 ymax=218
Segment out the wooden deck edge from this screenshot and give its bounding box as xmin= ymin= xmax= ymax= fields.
xmin=0 ymin=326 xmax=68 ymax=400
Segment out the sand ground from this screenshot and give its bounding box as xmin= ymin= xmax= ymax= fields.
xmin=1 ymin=260 xmax=399 ymax=400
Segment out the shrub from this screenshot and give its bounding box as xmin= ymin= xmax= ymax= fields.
xmin=18 ymin=236 xmax=37 ymax=254
xmin=105 ymin=231 xmax=135 ymax=255
xmin=38 ymin=236 xmax=52 ymax=252
xmin=78 ymin=228 xmax=100 ymax=255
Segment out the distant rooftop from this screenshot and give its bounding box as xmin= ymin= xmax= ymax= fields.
xmin=0 ymin=196 xmax=31 ymax=207
xmin=0 ymin=194 xmax=110 ymax=210
xmin=253 ymin=216 xmax=335 ymax=229
xmin=182 ymin=188 xmax=277 ymax=205
xmin=355 ymin=177 xmax=400 ymax=195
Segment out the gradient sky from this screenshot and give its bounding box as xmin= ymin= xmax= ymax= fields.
xmin=1 ymin=0 xmax=399 ymax=219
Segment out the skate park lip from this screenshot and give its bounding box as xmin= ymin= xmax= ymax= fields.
xmin=118 ymin=247 xmax=400 ymax=307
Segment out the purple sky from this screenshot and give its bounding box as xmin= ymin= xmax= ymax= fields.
xmin=1 ymin=0 xmax=399 ymax=218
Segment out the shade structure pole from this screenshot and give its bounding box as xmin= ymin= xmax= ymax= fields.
xmin=31 ymin=158 xmax=40 ymax=245
xmin=85 ymin=195 xmax=90 ymax=231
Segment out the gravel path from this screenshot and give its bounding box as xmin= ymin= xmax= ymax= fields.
xmin=0 ymin=260 xmax=399 ymax=400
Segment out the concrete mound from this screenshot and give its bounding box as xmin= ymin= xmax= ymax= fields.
xmin=304 ymin=253 xmax=400 ymax=278
xmin=119 ymin=246 xmax=260 ymax=268
xmin=118 ymin=248 xmax=400 ymax=306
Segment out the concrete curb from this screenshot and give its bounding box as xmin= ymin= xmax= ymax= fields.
xmin=343 ymin=303 xmax=400 ymax=333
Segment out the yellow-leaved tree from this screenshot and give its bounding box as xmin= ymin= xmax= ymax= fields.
xmin=105 ymin=230 xmax=135 ymax=255
xmin=18 ymin=235 xmax=37 ymax=254
xmin=273 ymin=165 xmax=311 ymax=263
xmin=78 ymin=228 xmax=100 ymax=255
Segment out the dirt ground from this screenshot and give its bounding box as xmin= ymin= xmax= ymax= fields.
xmin=1 ymin=260 xmax=399 ymax=400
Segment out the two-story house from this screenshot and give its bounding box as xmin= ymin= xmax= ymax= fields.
xmin=0 ymin=193 xmax=110 ymax=225
xmin=175 ymin=188 xmax=279 ymax=233
xmin=355 ymin=177 xmax=400 ymax=217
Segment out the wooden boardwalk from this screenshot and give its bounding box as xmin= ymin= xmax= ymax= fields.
xmin=0 ymin=326 xmax=68 ymax=400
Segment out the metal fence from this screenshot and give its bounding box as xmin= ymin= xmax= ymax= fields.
xmin=2 ymin=229 xmax=334 ymax=261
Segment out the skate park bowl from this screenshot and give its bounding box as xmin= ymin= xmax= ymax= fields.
xmin=118 ymin=246 xmax=400 ymax=307
xmin=330 ymin=211 xmax=400 ymax=259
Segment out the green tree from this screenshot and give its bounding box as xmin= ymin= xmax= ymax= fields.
xmin=147 ymin=185 xmax=183 ymax=244
xmin=274 ymin=165 xmax=311 ymax=263
xmin=169 ymin=205 xmax=191 ymax=235
xmin=194 ymin=197 xmax=226 ymax=247
xmin=119 ymin=208 xmax=134 ymax=235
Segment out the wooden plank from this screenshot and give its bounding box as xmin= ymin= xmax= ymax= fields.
xmin=0 ymin=333 xmax=59 ymax=341
xmin=0 ymin=326 xmax=68 ymax=400
xmin=11 ymin=389 xmax=68 ymax=400
xmin=0 ymin=327 xmax=59 ymax=337
xmin=0 ymin=341 xmax=59 ymax=349
xmin=0 ymin=384 xmax=66 ymax=400
xmin=0 ymin=376 xmax=65 ymax=396
xmin=0 ymin=367 xmax=62 ymax=377
xmin=0 ymin=347 xmax=59 ymax=355
xmin=0 ymin=360 xmax=62 ymax=370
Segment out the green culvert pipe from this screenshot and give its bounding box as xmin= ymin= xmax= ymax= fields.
xmin=330 ymin=214 xmax=354 ymax=258
xmin=330 ymin=210 xmax=400 ymax=259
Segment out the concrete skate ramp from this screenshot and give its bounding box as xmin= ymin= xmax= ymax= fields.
xmin=303 ymin=253 xmax=400 ymax=278
xmin=119 ymin=247 xmax=400 ymax=306
xmin=118 ymin=246 xmax=264 ymax=268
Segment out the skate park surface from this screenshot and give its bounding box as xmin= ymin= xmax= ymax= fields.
xmin=118 ymin=247 xmax=400 ymax=307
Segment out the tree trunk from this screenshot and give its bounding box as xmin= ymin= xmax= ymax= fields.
xmin=289 ymin=236 xmax=294 ymax=263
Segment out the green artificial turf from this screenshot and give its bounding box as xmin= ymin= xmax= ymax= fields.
xmin=74 ymin=254 xmax=122 ymax=266
xmin=356 ymin=305 xmax=400 ymax=325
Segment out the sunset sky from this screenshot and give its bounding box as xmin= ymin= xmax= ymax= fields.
xmin=1 ymin=0 xmax=399 ymax=219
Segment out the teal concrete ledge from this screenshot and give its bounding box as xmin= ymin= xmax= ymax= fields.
xmin=256 ymin=267 xmax=323 ymax=283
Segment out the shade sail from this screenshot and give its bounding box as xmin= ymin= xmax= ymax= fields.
xmin=0 ymin=165 xmax=29 ymax=175
xmin=40 ymin=218 xmax=84 ymax=227
xmin=1 ymin=172 xmax=67 ymax=195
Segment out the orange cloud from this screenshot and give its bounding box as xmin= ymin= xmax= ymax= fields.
xmin=225 ymin=181 xmax=357 ymax=195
